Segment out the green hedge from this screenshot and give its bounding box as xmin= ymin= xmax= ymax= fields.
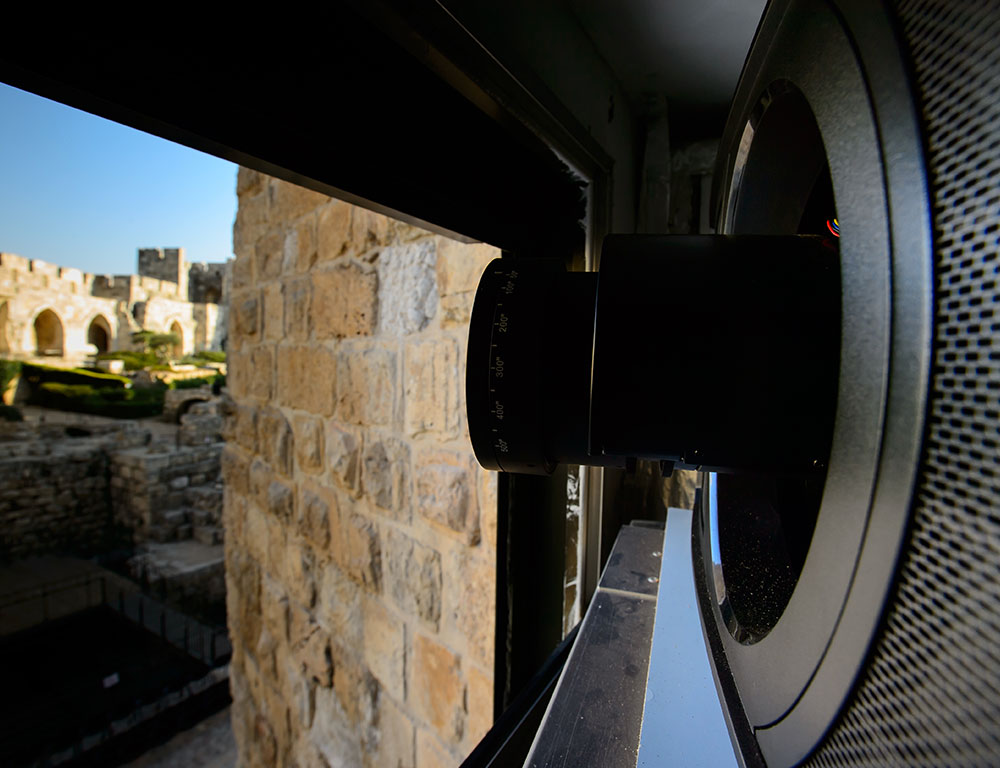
xmin=170 ymin=377 xmax=215 ymax=390
xmin=192 ymin=350 xmax=226 ymax=363
xmin=96 ymin=351 xmax=159 ymax=371
xmin=21 ymin=362 xmax=129 ymax=390
xmin=37 ymin=382 xmax=165 ymax=418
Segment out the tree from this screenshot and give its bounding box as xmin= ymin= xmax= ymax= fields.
xmin=132 ymin=329 xmax=181 ymax=364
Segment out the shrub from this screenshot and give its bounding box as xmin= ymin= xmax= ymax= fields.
xmin=0 ymin=360 xmax=22 ymax=394
xmin=21 ymin=363 xmax=129 ymax=390
xmin=97 ymin=351 xmax=159 ymax=371
xmin=37 ymin=382 xmax=165 ymax=418
xmin=170 ymin=377 xmax=214 ymax=390
xmin=193 ymin=350 xmax=226 ymax=363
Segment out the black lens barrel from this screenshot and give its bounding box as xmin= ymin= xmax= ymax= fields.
xmin=466 ymin=235 xmax=840 ymax=476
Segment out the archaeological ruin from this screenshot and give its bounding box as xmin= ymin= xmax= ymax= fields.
xmin=0 ymin=246 xmax=229 ymax=363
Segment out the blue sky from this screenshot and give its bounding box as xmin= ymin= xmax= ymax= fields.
xmin=0 ymin=83 xmax=237 ymax=276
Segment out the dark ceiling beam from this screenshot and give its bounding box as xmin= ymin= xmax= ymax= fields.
xmin=0 ymin=7 xmax=584 ymax=255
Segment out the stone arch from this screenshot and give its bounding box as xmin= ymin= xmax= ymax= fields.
xmin=169 ymin=320 xmax=184 ymax=359
xmin=0 ymin=301 xmax=9 ymax=354
xmin=87 ymin=314 xmax=112 ymax=354
xmin=33 ymin=308 xmax=64 ymax=357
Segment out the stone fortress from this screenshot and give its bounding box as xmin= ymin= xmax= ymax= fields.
xmin=0 ymin=246 xmax=230 ymax=363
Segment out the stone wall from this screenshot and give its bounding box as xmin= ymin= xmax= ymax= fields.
xmin=223 ymin=169 xmax=499 ymax=768
xmin=0 ymin=248 xmax=228 ymax=361
xmin=111 ymin=443 xmax=223 ymax=543
xmin=138 ymin=246 xmax=187 ymax=296
xmin=0 ymin=420 xmax=150 ymax=560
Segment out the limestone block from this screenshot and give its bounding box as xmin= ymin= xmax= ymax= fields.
xmin=259 ymin=408 xmax=294 ymax=478
xmin=329 ymin=641 xmax=379 ymax=729
xmin=337 ymin=347 xmax=396 ymax=426
xmin=385 ymin=528 xmax=441 ymax=628
xmin=285 ymin=657 xmax=317 ymax=731
xmin=234 ymin=191 xmax=268 ymax=261
xmin=266 ymin=479 xmax=295 ymax=525
xmin=434 ymin=237 xmax=497 ymax=296
xmin=361 ymin=597 xmax=405 ymax=701
xmin=362 ymin=437 xmax=410 ymax=519
xmin=478 ymin=469 xmax=498 ymax=552
xmin=237 ymin=167 xmax=264 ymax=196
xmin=249 ymin=346 xmax=274 ymax=400
xmin=269 ymin=179 xmax=329 ymax=224
xmin=261 ymin=282 xmax=284 ymax=342
xmin=313 ymin=262 xmax=378 ymax=339
xmin=377 ymin=240 xmax=438 ymax=336
xmin=229 ymin=552 xmax=262 ymax=652
xmin=227 ymin=350 xmax=250 ymax=399
xmin=255 ymin=230 xmax=284 ymax=282
xmin=232 ymin=293 xmax=260 ymax=346
xmin=286 ymin=544 xmax=318 ymax=609
xmin=310 ymin=687 xmax=365 ymax=768
xmin=293 ymin=414 xmax=324 ymax=475
xmin=442 ymin=549 xmax=495 ymax=672
xmin=291 ymin=615 xmax=332 ymax=688
xmin=293 ymin=216 xmax=319 ymax=273
xmin=326 ymin=424 xmax=360 ymax=494
xmin=232 ymin=404 xmax=258 ymax=452
xmin=253 ymin=713 xmax=278 ymax=768
xmin=249 ymin=458 xmax=273 ymax=508
xmin=317 ymin=561 xmax=362 ymax=650
xmin=232 ymin=251 xmax=254 ymax=290
xmin=439 ymin=291 xmax=476 ymax=328
xmin=317 ymin=201 xmax=351 ymax=262
xmin=465 ymin=664 xmax=493 ymax=749
xmin=277 ymin=345 xmax=336 ymax=415
xmin=365 ymin=693 xmax=415 ymax=768
xmin=404 ymin=338 xmax=460 ymax=437
xmin=256 ymin=624 xmax=279 ymax=682
xmin=332 ymin=510 xmax=382 ymax=593
xmin=297 ymin=487 xmax=331 ymax=550
xmin=351 ymin=208 xmax=394 ymax=255
xmin=415 ymin=460 xmax=477 ymax=544
xmin=411 ymin=633 xmax=465 ymax=744
xmin=416 ymin=729 xmax=456 ymax=768
xmin=283 ymin=277 xmax=311 ymax=341
xmin=223 ymin=493 xmax=247 ymax=543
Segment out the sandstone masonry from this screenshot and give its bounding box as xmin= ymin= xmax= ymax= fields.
xmin=224 ymin=169 xmax=498 ymax=768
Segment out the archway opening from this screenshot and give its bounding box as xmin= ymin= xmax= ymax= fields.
xmin=169 ymin=321 xmax=184 ymax=359
xmin=87 ymin=315 xmax=112 ymax=354
xmin=34 ymin=309 xmax=64 ymax=357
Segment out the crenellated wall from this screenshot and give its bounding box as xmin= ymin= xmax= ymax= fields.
xmin=0 ymin=249 xmax=230 ymax=361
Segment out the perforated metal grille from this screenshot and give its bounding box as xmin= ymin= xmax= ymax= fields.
xmin=809 ymin=1 xmax=1000 ymax=765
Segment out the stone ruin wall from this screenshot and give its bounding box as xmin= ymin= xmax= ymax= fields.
xmin=0 ymin=421 xmax=152 ymax=561
xmin=224 ymin=169 xmax=498 ymax=768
